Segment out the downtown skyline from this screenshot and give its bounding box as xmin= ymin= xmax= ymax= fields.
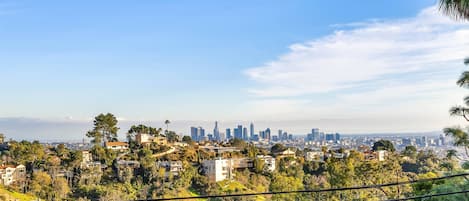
xmin=1 ymin=0 xmax=469 ymax=140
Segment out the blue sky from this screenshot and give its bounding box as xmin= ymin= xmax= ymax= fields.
xmin=1 ymin=0 xmax=469 ymax=140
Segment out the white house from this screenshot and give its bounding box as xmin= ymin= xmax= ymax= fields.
xmin=156 ymin=161 xmax=184 ymax=177
xmin=377 ymin=150 xmax=388 ymax=161
xmin=305 ymin=151 xmax=325 ymax=162
xmin=202 ymin=158 xmax=252 ymax=182
xmin=256 ymin=155 xmax=276 ymax=172
xmin=0 ymin=164 xmax=26 ymax=186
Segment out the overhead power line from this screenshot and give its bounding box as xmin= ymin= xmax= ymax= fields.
xmin=137 ymin=173 xmax=469 ymax=201
xmin=385 ymin=189 xmax=469 ymax=201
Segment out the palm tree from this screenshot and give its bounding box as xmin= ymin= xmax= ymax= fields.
xmin=448 ymin=59 xmax=469 ymax=120
xmin=164 ymin=120 xmax=171 ymax=133
xmin=439 ymin=0 xmax=469 ymax=20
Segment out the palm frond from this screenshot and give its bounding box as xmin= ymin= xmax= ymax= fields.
xmin=457 ymin=71 xmax=469 ymax=88
xmin=463 ymin=96 xmax=469 ymax=106
xmin=449 ymin=106 xmax=469 ymax=116
xmin=439 ymin=0 xmax=469 ymax=21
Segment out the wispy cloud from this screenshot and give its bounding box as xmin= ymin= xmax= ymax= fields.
xmin=241 ymin=6 xmax=469 ymax=132
xmin=244 ymin=6 xmax=469 ymax=98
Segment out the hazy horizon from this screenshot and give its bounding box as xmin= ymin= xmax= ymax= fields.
xmin=0 ymin=117 xmax=445 ymax=141
xmin=1 ymin=1 xmax=468 ymax=140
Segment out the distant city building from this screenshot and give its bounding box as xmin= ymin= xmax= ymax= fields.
xmin=250 ymin=123 xmax=254 ymax=139
xmin=234 ymin=125 xmax=243 ymax=139
xmin=265 ymin=128 xmax=271 ymax=140
xmin=243 ymin=127 xmax=248 ymax=140
xmin=326 ymin=134 xmax=335 ymax=141
xmin=439 ymin=135 xmax=446 ymax=146
xmin=311 ymin=128 xmax=320 ymax=141
xmin=226 ymin=128 xmax=231 ymax=140
xmin=190 ymin=127 xmax=199 ymax=141
xmin=335 ymin=133 xmax=341 ymax=142
xmin=278 ymin=130 xmax=283 ymax=140
xmin=213 ymin=121 xmax=220 ymax=141
xmin=199 ymin=127 xmax=205 ymax=141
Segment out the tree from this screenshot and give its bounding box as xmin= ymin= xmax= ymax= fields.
xmin=446 ymin=149 xmax=458 ymax=160
xmin=270 ymin=173 xmax=304 ymax=201
xmin=29 ymin=171 xmax=52 ymax=200
xmin=439 ymin=0 xmax=469 ymax=20
xmin=253 ymin=158 xmax=265 ymax=173
xmin=444 ymin=127 xmax=469 ymax=155
xmin=402 ymin=145 xmax=417 ymax=159
xmin=52 ymin=177 xmax=71 ymax=200
xmin=271 ymin=143 xmax=286 ymax=153
xmin=164 ymin=120 xmax=170 ymax=133
xmin=372 ymin=140 xmax=395 ymax=152
xmin=86 ymin=113 xmax=119 ymax=145
xmin=182 ymin=136 xmax=192 ymax=144
xmin=165 ymin=131 xmax=179 ymax=143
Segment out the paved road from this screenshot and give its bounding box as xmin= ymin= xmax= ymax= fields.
xmin=153 ymin=146 xmax=176 ymax=158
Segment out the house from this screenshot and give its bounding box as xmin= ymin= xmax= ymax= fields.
xmin=305 ymin=151 xmax=325 ymax=162
xmin=136 ymin=133 xmax=168 ymax=146
xmin=82 ymin=150 xmax=92 ymax=163
xmin=136 ymin=133 xmax=153 ymax=144
xmin=376 ymin=150 xmax=387 ymax=161
xmin=364 ymin=150 xmax=387 ymax=161
xmin=202 ymin=158 xmax=252 ymax=182
xmin=0 ymin=164 xmax=26 ymax=186
xmin=173 ymin=142 xmax=189 ymax=147
xmin=274 ymin=148 xmax=296 ymax=158
xmin=153 ymin=136 xmax=168 ymax=146
xmin=156 ymin=161 xmax=184 ymax=177
xmin=115 ymin=160 xmax=140 ymax=182
xmin=105 ymin=142 xmax=129 ymax=151
xmin=256 ymin=155 xmax=276 ymax=172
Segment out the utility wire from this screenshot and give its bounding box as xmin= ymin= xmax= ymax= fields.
xmin=385 ymin=189 xmax=469 ymax=201
xmin=137 ymin=173 xmax=469 ymax=201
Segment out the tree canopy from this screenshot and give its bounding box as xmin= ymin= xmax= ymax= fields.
xmin=372 ymin=140 xmax=395 ymax=152
xmin=86 ymin=113 xmax=119 ymax=144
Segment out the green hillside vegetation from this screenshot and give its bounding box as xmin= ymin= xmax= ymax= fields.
xmin=0 ymin=187 xmax=38 ymax=201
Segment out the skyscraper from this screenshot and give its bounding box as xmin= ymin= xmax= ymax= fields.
xmin=326 ymin=134 xmax=334 ymax=141
xmin=311 ymin=128 xmax=320 ymax=141
xmin=265 ymin=128 xmax=271 ymax=141
xmin=335 ymin=133 xmax=341 ymax=142
xmin=234 ymin=125 xmax=243 ymax=139
xmin=278 ymin=130 xmax=283 ymax=141
xmin=243 ymin=127 xmax=248 ymax=140
xmin=190 ymin=127 xmax=198 ymax=141
xmin=198 ymin=127 xmax=205 ymax=141
xmin=213 ymin=121 xmax=220 ymax=141
xmin=226 ymin=128 xmax=231 ymax=140
xmin=250 ymin=122 xmax=254 ymax=139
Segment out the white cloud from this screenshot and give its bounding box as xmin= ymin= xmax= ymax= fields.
xmin=242 ymin=6 xmax=469 ymax=132
xmin=244 ymin=6 xmax=469 ymax=97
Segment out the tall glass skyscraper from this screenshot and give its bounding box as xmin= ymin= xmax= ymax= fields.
xmin=213 ymin=121 xmax=220 ymax=141
xmin=250 ymin=122 xmax=254 ymax=139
